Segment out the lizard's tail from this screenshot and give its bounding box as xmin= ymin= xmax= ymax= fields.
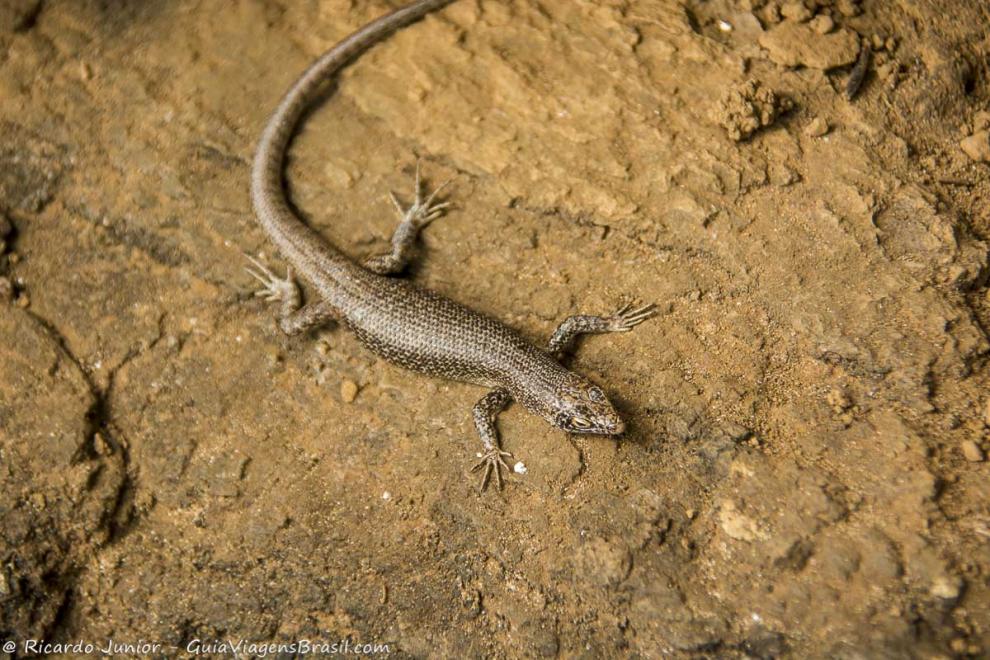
xmin=250 ymin=0 xmax=455 ymax=272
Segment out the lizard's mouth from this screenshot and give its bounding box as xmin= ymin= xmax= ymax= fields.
xmin=563 ymin=415 xmax=625 ymax=435
xmin=592 ymin=417 xmax=624 ymax=436
xmin=608 ymin=418 xmax=626 ymax=435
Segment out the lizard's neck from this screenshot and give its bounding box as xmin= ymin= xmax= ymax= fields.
xmin=502 ymin=349 xmax=573 ymax=422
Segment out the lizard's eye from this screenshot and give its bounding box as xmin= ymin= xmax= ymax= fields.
xmin=588 ymin=387 xmax=605 ymax=403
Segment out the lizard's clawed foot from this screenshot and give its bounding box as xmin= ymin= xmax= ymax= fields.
xmin=245 ymin=255 xmax=299 ymax=304
xmin=471 ymin=447 xmax=513 ymax=492
xmin=390 ymin=161 xmax=452 ymax=229
xmin=606 ymin=301 xmax=659 ymax=332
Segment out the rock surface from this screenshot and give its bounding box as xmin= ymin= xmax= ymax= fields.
xmin=1 ymin=0 xmax=989 ymax=657
xmin=760 ymin=22 xmax=861 ymax=69
xmin=713 ymin=79 xmax=794 ymax=141
xmin=961 ymin=130 xmax=990 ymax=162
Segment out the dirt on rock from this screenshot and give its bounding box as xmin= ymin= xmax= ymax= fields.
xmin=2 ymin=0 xmax=990 ymax=657
xmin=713 ymin=79 xmax=795 ymax=142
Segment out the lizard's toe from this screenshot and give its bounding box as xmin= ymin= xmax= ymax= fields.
xmin=471 ymin=448 xmax=513 ymax=492
xmin=244 ymin=255 xmax=297 ymax=302
xmin=607 ymin=301 xmax=659 ymax=331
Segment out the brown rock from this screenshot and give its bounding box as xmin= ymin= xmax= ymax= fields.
xmin=826 ymin=387 xmax=851 ymax=412
xmin=769 ymin=163 xmax=800 ymax=186
xmin=808 ymin=14 xmax=834 ymax=34
xmin=760 ymin=3 xmax=782 ymax=24
xmin=836 ymin=0 xmax=861 ymax=17
xmin=340 ymin=379 xmax=359 ymax=403
xmin=719 ymin=500 xmax=766 ymax=542
xmin=960 ymin=130 xmax=990 ymax=162
xmin=805 ymin=116 xmax=830 ymax=137
xmin=759 ymin=23 xmax=860 ymax=69
xmin=960 ymin=440 xmax=984 ymax=463
xmin=576 ymin=537 xmax=632 ymax=587
xmin=930 ymin=575 xmax=963 ymax=601
xmin=713 ymin=79 xmax=794 ymax=141
xmin=780 ymin=1 xmax=813 ymax=22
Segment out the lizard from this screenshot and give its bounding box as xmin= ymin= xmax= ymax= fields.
xmin=247 ymin=0 xmax=658 ymax=491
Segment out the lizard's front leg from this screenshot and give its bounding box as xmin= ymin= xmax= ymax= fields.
xmin=364 ymin=162 xmax=451 ymax=275
xmin=469 ymin=388 xmax=513 ymax=492
xmin=246 ymin=256 xmax=338 ymax=335
xmin=548 ymin=302 xmax=658 ymax=355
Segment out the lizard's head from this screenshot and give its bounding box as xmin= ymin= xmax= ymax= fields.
xmin=551 ymin=375 xmax=625 ymax=435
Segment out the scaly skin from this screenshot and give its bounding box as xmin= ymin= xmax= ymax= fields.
xmin=248 ymin=0 xmax=657 ymax=491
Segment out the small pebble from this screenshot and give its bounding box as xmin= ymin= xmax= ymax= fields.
xmin=340 ymin=379 xmax=359 ymax=403
xmin=382 ymin=491 xmax=392 ymax=501
xmin=961 ymin=440 xmax=984 ymax=463
xmin=836 ymin=0 xmax=861 ymax=16
xmin=513 ymin=461 xmax=527 ymax=474
xmin=761 ymin=3 xmax=781 ymax=23
xmin=93 ymin=432 xmax=112 ymax=456
xmin=808 ymin=14 xmax=834 ymax=34
xmin=15 ymin=293 xmax=30 ymax=308
xmin=963 ymin=131 xmax=990 ymax=161
xmin=826 ymin=387 xmax=851 ymax=412
xmin=0 ymin=277 xmax=13 ymax=301
xmin=780 ymin=1 xmax=813 ymax=22
xmin=930 ymin=575 xmax=962 ymax=600
xmin=770 ymin=163 xmax=800 ymax=186
xmin=876 ymin=62 xmax=897 ymax=81
xmin=805 ymin=116 xmax=830 ymax=137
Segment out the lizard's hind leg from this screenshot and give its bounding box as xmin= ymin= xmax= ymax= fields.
xmin=246 ymin=256 xmax=338 ymax=335
xmin=364 ymin=162 xmax=451 ymax=275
